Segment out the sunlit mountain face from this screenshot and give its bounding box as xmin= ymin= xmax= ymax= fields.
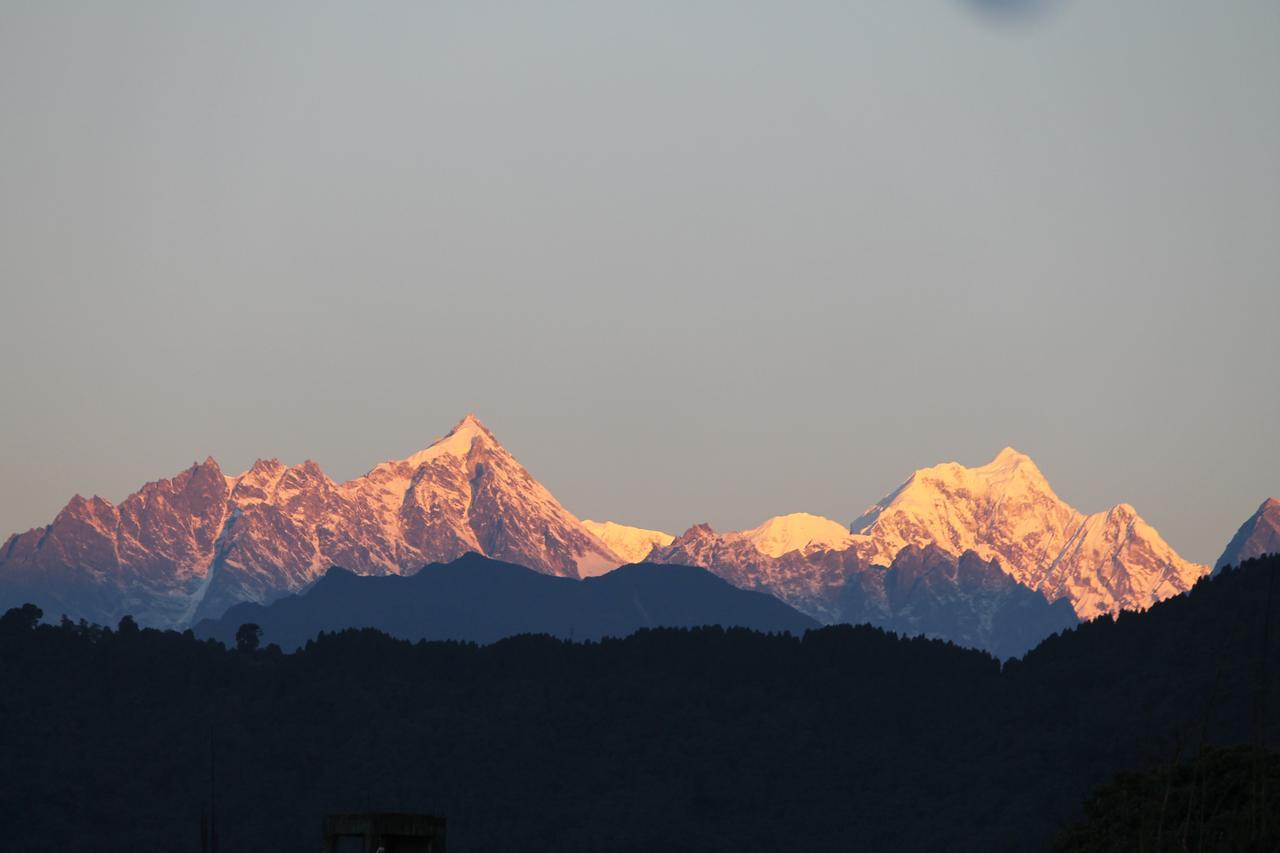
xmin=639 ymin=447 xmax=1206 ymax=623
xmin=0 ymin=416 xmax=1209 ymax=658
xmin=580 ymin=519 xmax=674 ymax=565
xmin=0 ymin=415 xmax=621 ymax=628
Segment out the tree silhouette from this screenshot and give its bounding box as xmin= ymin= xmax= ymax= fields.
xmin=235 ymin=622 xmax=262 ymax=654
xmin=0 ymin=555 xmax=1276 ymax=852
xmin=0 ymin=602 xmax=42 ymax=635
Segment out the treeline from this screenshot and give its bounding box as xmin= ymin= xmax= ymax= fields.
xmin=0 ymin=556 xmax=1277 ymax=852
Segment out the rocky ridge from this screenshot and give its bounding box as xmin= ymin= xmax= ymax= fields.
xmin=0 ymin=415 xmax=620 ymax=627
xmin=645 ymin=448 xmax=1208 ymax=621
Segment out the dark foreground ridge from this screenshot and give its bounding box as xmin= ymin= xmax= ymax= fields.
xmin=1 ymin=555 xmax=1277 ymax=852
xmin=194 ymin=553 xmax=819 ymax=650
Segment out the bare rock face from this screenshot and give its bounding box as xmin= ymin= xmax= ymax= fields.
xmin=0 ymin=460 xmax=233 ymax=628
xmin=0 ymin=415 xmax=621 ymax=628
xmin=655 ymin=524 xmax=866 ymax=623
xmin=1215 ymin=498 xmax=1280 ymax=573
xmin=837 ymin=545 xmax=1078 ymax=659
xmin=649 ymin=530 xmax=1077 ymax=656
xmin=648 ymin=448 xmax=1207 ymax=623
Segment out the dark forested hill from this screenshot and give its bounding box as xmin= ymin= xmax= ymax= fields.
xmin=193 ymin=553 xmax=818 ymax=650
xmin=1 ymin=555 xmax=1277 ymax=853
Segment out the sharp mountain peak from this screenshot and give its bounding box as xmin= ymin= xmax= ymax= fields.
xmin=1215 ymin=496 xmax=1280 ymax=572
xmin=0 ymin=413 xmax=621 ymax=628
xmin=0 ymin=421 xmax=1220 ymax=641
xmin=402 ymin=412 xmax=498 ymax=469
xmin=646 ymin=446 xmax=1206 ymax=621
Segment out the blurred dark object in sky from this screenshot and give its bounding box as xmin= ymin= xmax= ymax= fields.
xmin=963 ymin=0 xmax=1058 ymax=22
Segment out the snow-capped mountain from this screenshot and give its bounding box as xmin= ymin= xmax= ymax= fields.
xmin=1215 ymin=498 xmax=1280 ymax=572
xmin=647 ymin=524 xmax=1076 ymax=656
xmin=580 ymin=520 xmax=674 ymax=564
xmin=647 ymin=448 xmax=1208 ymax=621
xmin=850 ymin=448 xmax=1208 ymax=618
xmin=650 ymin=522 xmax=865 ymax=623
xmin=0 ymin=427 xmax=1210 ymax=652
xmin=737 ymin=513 xmax=855 ymax=558
xmin=0 ymin=415 xmax=621 ymax=627
xmin=586 ymin=513 xmax=858 ymax=620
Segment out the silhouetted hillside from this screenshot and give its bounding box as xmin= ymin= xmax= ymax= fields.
xmin=194 ymin=553 xmax=819 ymax=649
xmin=1054 ymin=745 xmax=1280 ymax=852
xmin=1 ymin=555 xmax=1277 ymax=852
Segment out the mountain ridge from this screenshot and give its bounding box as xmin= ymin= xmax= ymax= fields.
xmin=0 ymin=426 xmax=1215 ymax=651
xmin=580 ymin=519 xmax=674 ymax=564
xmin=194 ymin=552 xmax=818 ymax=650
xmin=0 ymin=415 xmax=622 ymax=627
xmin=1215 ymin=497 xmax=1280 ymax=572
xmin=644 ymin=447 xmax=1207 ymax=621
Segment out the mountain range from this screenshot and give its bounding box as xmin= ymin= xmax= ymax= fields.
xmin=1 ymin=413 xmax=1264 ymax=658
xmin=641 ymin=447 xmax=1209 ymax=625
xmin=0 ymin=415 xmax=618 ymax=628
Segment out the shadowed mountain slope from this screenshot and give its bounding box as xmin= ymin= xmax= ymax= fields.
xmin=195 ymin=553 xmax=818 ymax=650
xmin=837 ymin=544 xmax=1079 ymax=659
xmin=1215 ymin=497 xmax=1280 ymax=572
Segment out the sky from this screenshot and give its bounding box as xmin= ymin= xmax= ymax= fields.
xmin=1 ymin=0 xmax=1277 ymax=565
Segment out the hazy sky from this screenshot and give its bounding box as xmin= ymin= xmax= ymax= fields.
xmin=1 ymin=0 xmax=1277 ymax=565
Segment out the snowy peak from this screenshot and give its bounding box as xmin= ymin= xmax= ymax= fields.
xmin=850 ymin=448 xmax=1207 ymax=618
xmin=226 ymin=458 xmax=288 ymax=505
xmin=581 ymin=520 xmax=674 ymax=564
xmin=1046 ymin=504 xmax=1205 ymax=620
xmin=739 ymin=513 xmax=854 ymax=558
xmin=851 ymin=447 xmax=1075 ymax=570
xmin=655 ymin=513 xmax=855 ymax=562
xmin=643 ymin=446 xmax=1207 ymax=623
xmin=403 ymin=413 xmax=494 ymax=469
xmin=850 ymin=447 xmax=1059 ymax=540
xmin=0 ymin=414 xmax=624 ymax=628
xmin=649 ymin=512 xmax=856 ymax=568
xmin=0 ymin=424 xmax=1214 ymax=639
xmin=1215 ymin=498 xmax=1280 ymax=572
xmin=983 ymin=446 xmax=1037 ymax=473
xmin=650 ymin=447 xmax=1206 ymax=624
